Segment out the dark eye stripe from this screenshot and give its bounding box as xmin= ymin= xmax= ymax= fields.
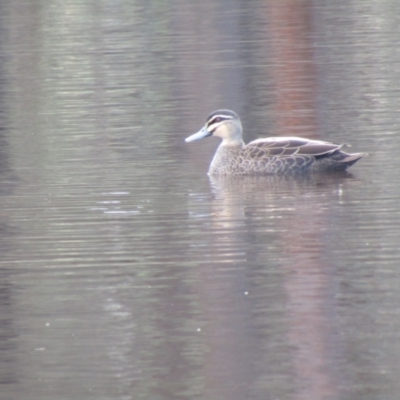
xmin=207 ymin=114 xmax=233 ymax=126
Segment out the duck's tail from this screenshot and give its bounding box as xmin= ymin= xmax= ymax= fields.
xmin=339 ymin=152 xmax=366 ymax=168
xmin=313 ymin=150 xmax=365 ymax=172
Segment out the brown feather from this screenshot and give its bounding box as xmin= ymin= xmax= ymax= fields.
xmin=296 ymin=143 xmax=341 ymax=156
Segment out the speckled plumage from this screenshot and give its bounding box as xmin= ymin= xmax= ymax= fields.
xmin=185 ymin=110 xmax=364 ymax=176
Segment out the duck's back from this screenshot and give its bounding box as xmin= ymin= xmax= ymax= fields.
xmin=209 ymin=137 xmax=364 ymax=175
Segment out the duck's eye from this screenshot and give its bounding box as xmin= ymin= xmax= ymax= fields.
xmin=210 ymin=117 xmax=222 ymax=124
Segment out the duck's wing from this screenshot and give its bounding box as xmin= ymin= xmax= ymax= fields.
xmin=242 ymin=137 xmax=343 ymax=174
xmin=248 ymin=137 xmax=342 ymax=156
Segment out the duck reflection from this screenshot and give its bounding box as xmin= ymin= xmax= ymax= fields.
xmin=191 ymin=172 xmax=360 ymax=399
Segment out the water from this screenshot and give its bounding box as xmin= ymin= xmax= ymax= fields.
xmin=1 ymin=1 xmax=400 ymax=399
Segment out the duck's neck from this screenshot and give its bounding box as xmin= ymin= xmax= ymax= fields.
xmin=208 ymin=140 xmax=244 ymax=175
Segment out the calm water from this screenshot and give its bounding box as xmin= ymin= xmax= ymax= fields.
xmin=1 ymin=1 xmax=400 ymax=399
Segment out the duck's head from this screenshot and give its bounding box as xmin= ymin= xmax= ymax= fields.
xmin=185 ymin=110 xmax=243 ymax=145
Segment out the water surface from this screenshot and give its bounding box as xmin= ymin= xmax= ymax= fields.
xmin=1 ymin=1 xmax=400 ymax=400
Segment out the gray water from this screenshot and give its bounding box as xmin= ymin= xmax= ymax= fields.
xmin=1 ymin=1 xmax=400 ymax=399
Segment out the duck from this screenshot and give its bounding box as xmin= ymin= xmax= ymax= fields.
xmin=185 ymin=110 xmax=364 ymax=175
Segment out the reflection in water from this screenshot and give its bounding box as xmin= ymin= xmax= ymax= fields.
xmin=0 ymin=0 xmax=400 ymax=399
xmin=268 ymin=1 xmax=318 ymax=138
xmin=208 ymin=173 xmax=358 ymax=399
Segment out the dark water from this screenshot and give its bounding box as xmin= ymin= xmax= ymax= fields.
xmin=1 ymin=1 xmax=400 ymax=399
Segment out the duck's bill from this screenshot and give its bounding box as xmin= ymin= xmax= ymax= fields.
xmin=185 ymin=126 xmax=212 ymax=142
